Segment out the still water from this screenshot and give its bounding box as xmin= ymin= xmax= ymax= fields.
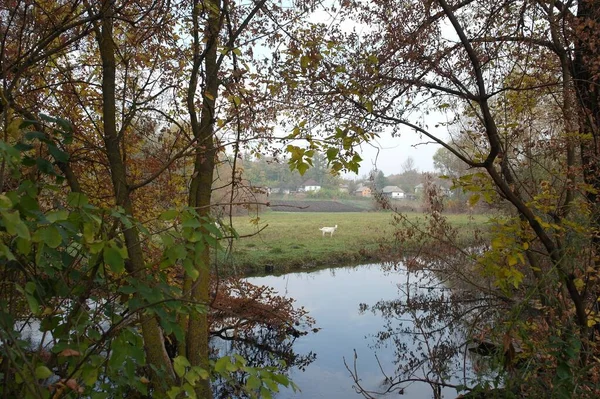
xmin=247 ymin=264 xmax=467 ymax=399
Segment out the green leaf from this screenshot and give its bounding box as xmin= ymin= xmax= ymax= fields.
xmin=35 ymin=365 xmax=53 ymax=379
xmin=198 ymin=368 xmax=209 ymax=379
xmin=260 ymin=387 xmax=273 ymax=399
xmin=264 ymin=377 xmax=280 ymax=392
xmin=326 ymin=148 xmax=339 ymax=162
xmin=203 ymin=222 xmax=223 ymax=238
xmin=0 ymin=195 xmax=13 ymax=208
xmin=104 ymin=246 xmax=125 ymax=274
xmin=182 ymin=383 xmax=197 ymax=399
xmin=225 ymin=360 xmax=238 ymax=372
xmin=161 ymin=233 xmax=175 ymax=247
xmin=16 ymin=237 xmax=31 ymax=255
xmin=0 ymin=242 xmax=15 ymax=260
xmin=214 ymin=356 xmax=230 ymax=374
xmin=47 ymin=144 xmax=69 ymax=163
xmin=89 ymin=241 xmax=105 ymax=254
xmin=174 ymin=356 xmax=190 ymax=378
xmin=25 ymin=291 xmax=40 ymax=315
xmin=184 ymin=368 xmax=200 ymax=385
xmin=33 ymin=225 xmax=62 ymax=248
xmin=233 ymin=353 xmax=246 ymax=365
xmin=36 ymin=158 xmax=55 ymax=174
xmin=167 ymin=387 xmax=181 ymax=399
xmin=118 ymin=285 xmax=137 ymax=295
xmin=68 ymin=192 xmax=89 ymax=207
xmin=296 ymin=162 xmax=309 ymax=176
xmin=83 ymin=367 xmax=99 ymax=386
xmin=168 ymin=244 xmax=187 ymax=262
xmin=24 ymin=131 xmax=47 ymax=141
xmin=182 ymin=218 xmax=201 ymax=229
xmin=183 ymin=259 xmax=199 ymax=280
xmin=83 ymin=222 xmax=97 ymax=243
xmin=271 ymin=373 xmax=290 ymax=387
xmin=46 ymin=210 xmax=69 ymax=223
xmin=556 ymin=362 xmax=571 ymax=380
xmin=1 ymin=210 xmax=30 ymax=240
xmin=159 ymin=209 xmax=178 ymax=220
xmin=246 ymin=375 xmax=261 ymax=390
xmin=55 ymin=117 xmax=73 ymax=133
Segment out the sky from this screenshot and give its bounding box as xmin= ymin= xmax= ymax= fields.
xmin=352 ymin=129 xmax=443 ymax=177
xmin=303 ymin=4 xmax=450 ymax=178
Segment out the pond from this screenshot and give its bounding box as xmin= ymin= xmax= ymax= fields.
xmin=245 ymin=263 xmax=480 ymax=399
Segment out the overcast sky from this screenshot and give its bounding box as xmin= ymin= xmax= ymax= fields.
xmin=352 ymin=130 xmax=443 ymax=177
xmin=304 ymin=6 xmax=451 ymax=178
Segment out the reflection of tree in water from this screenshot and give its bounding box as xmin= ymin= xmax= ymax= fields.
xmin=347 ymin=181 xmax=515 ymax=398
xmin=209 ymin=278 xmax=317 ymax=398
xmin=349 ymin=253 xmax=506 ymax=399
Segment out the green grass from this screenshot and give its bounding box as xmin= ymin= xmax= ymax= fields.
xmin=220 ymin=211 xmax=490 ymax=275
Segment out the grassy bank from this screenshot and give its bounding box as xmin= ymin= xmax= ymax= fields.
xmin=219 ymin=211 xmax=490 ymax=275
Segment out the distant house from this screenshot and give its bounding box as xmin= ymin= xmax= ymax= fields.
xmin=354 ymin=185 xmax=372 ymax=197
xmin=339 ymin=184 xmax=349 ymax=193
xmin=382 ymin=185 xmax=405 ymax=199
xmin=271 ymin=187 xmax=290 ymax=194
xmin=414 ymin=183 xmax=425 ymax=194
xmin=301 ymin=179 xmax=321 ymax=192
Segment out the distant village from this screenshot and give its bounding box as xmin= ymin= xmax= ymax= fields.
xmin=238 ymin=153 xmax=455 ymax=201
xmin=274 ymin=178 xmax=451 ymax=200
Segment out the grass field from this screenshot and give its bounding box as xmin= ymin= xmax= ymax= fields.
xmin=220 ymin=211 xmax=490 ymax=275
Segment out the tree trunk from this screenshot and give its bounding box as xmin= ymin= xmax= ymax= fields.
xmin=574 ymin=0 xmax=600 ymax=247
xmin=183 ymin=0 xmax=222 ymax=397
xmin=96 ymin=0 xmax=175 ymax=391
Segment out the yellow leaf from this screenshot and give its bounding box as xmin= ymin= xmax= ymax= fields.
xmin=7 ymin=117 xmax=23 ymax=139
xmin=468 ymin=194 xmax=481 ymax=207
xmin=522 ymin=242 xmax=529 ymax=250
xmin=300 ymin=55 xmax=310 ymax=69
xmin=574 ymin=278 xmax=585 ymax=292
xmin=507 ymin=255 xmax=517 ymax=266
xmin=491 ymin=238 xmax=504 ymax=249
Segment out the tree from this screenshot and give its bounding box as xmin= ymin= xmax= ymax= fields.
xmin=279 ymin=0 xmax=600 ymax=396
xmin=400 ymin=157 xmax=416 ymax=174
xmin=432 ymin=148 xmax=468 ymax=180
xmin=373 ymin=170 xmax=388 ymax=191
xmin=0 ymin=0 xmax=319 ymax=397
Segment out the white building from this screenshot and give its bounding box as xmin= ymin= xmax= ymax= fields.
xmin=382 ymin=186 xmax=405 ymax=199
xmin=301 ymin=179 xmax=321 ymax=192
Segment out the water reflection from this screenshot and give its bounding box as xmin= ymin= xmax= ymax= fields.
xmin=247 ymin=264 xmax=469 ymax=398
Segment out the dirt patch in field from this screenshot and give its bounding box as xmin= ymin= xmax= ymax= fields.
xmin=268 ymin=200 xmax=365 ymax=212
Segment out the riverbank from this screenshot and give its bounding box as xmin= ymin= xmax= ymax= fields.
xmin=220 ymin=211 xmax=490 ymax=275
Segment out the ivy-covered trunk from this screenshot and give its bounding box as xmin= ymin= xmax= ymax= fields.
xmin=183 ymin=0 xmax=221 ymax=397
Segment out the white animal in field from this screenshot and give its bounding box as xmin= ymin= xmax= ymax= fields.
xmin=319 ymin=225 xmax=338 ymax=237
